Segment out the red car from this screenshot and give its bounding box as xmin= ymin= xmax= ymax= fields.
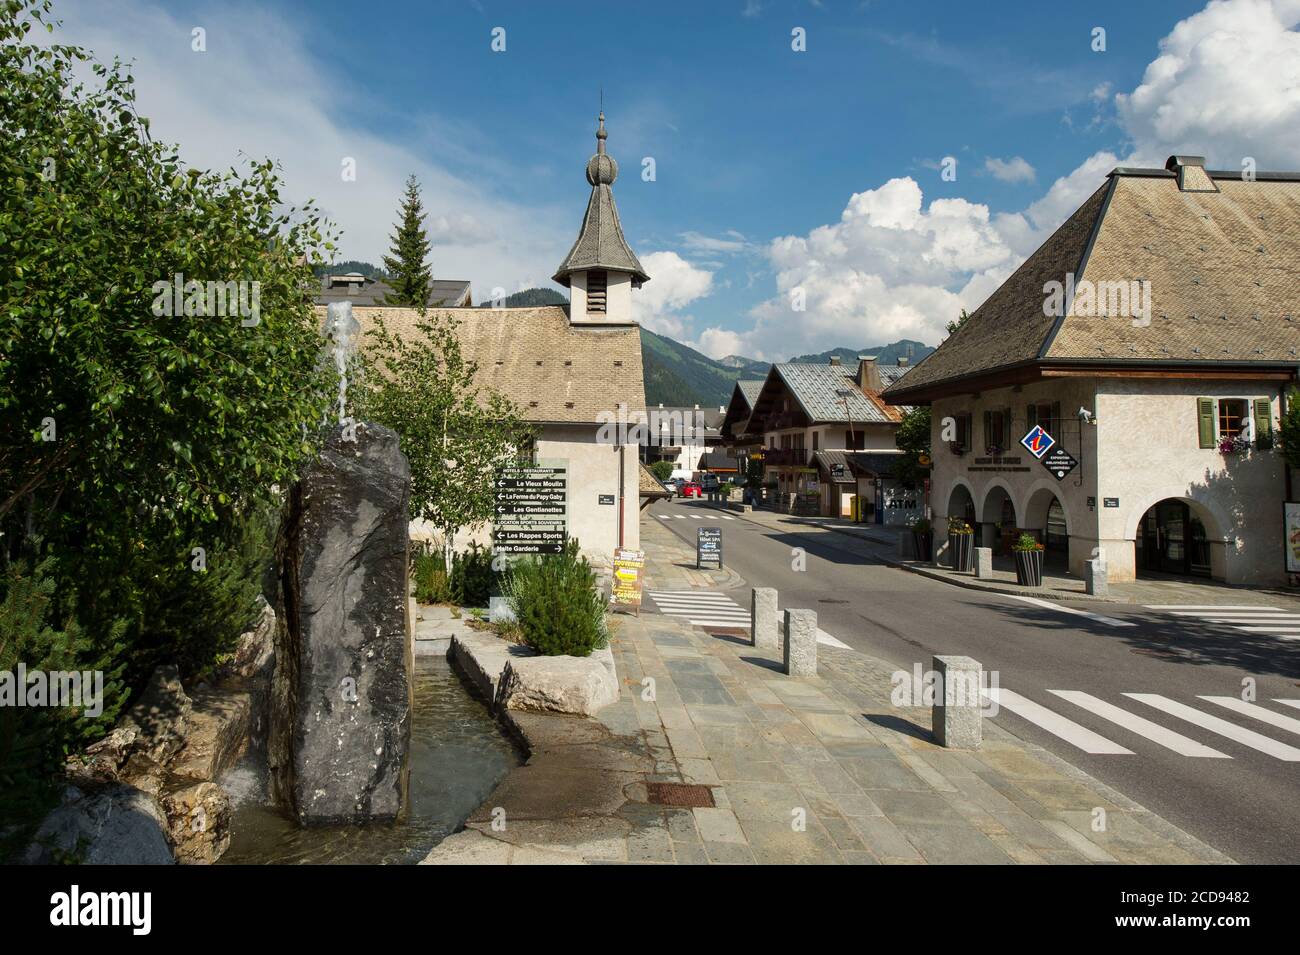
xmin=681 ymin=482 xmax=702 ymax=498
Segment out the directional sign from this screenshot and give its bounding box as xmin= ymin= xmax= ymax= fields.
xmin=611 ymin=548 xmax=645 ymax=613
xmin=1040 ymin=446 xmax=1078 ymax=481
xmin=494 ymin=464 xmax=567 ymax=554
xmin=696 ymin=527 xmax=722 ymax=570
xmin=1020 ymin=425 xmax=1056 ymax=459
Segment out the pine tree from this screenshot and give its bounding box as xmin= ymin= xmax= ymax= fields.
xmin=382 ymin=175 xmax=433 ymax=307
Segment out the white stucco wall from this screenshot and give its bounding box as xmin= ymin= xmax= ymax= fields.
xmin=930 ymin=376 xmax=1291 ymax=585
xmin=569 ymin=270 xmax=634 ymax=324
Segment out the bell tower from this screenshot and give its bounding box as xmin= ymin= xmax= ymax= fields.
xmin=553 ymin=112 xmax=649 ymax=323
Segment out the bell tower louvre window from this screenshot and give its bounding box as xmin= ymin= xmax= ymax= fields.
xmin=587 ymin=270 xmax=608 ymax=315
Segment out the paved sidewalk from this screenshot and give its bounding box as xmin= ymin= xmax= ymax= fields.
xmin=717 ymin=503 xmax=1300 ymax=609
xmin=427 ymin=518 xmax=1231 ymax=865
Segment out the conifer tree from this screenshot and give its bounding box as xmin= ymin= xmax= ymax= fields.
xmin=382 ymin=175 xmax=433 ymax=306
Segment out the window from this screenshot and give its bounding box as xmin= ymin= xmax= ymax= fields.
xmin=586 ymin=270 xmax=607 ymax=314
xmin=812 ymin=432 xmax=819 ymax=451
xmin=1026 ymin=401 xmax=1062 ymax=437
xmin=983 ymin=408 xmax=1011 ymax=453
xmin=951 ymin=413 xmax=972 ymax=452
xmin=845 ymin=431 xmax=864 ymax=451
xmin=1218 ymin=398 xmax=1249 ymax=440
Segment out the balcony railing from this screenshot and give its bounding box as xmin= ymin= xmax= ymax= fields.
xmin=761 ymin=447 xmax=811 ymax=467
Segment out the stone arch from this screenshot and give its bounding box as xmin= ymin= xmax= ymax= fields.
xmin=979 ymin=481 xmax=1017 ymax=526
xmin=1122 ymin=487 xmax=1231 ymax=543
xmin=943 ymin=478 xmax=977 ymax=524
xmin=1020 ymin=480 xmax=1071 ymax=533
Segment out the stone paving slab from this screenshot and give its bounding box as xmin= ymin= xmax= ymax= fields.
xmin=422 ymin=517 xmax=1233 ymax=865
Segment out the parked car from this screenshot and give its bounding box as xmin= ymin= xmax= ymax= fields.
xmin=681 ymin=482 xmax=702 ymax=498
xmin=660 ymin=480 xmax=676 ymax=496
xmin=700 ymin=474 xmax=721 ymax=491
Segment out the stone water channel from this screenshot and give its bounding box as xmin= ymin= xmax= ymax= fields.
xmin=218 ymin=657 xmax=521 ymax=865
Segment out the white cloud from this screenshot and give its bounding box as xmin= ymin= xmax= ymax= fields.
xmin=1116 ymin=0 xmax=1300 ymax=168
xmin=983 ymin=156 xmax=1036 ymax=183
xmin=631 ymin=251 xmax=715 ymax=337
xmin=49 ymin=0 xmax=569 ymax=296
xmin=678 ymin=230 xmax=752 ymax=254
xmin=689 ymin=327 xmax=749 ymax=360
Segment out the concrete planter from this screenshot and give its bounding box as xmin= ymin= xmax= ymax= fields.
xmin=450 ymin=633 xmax=618 ymax=717
xmin=1013 ymin=549 xmax=1044 ymax=587
xmin=948 ymin=532 xmax=975 ymax=572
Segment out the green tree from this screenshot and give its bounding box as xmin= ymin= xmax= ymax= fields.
xmin=381 ymin=175 xmax=432 ymax=306
xmin=356 ymin=312 xmax=533 ymax=565
xmin=894 ymin=406 xmax=931 ymax=488
xmin=945 ymin=309 xmax=970 ymax=338
xmin=1280 ymin=388 xmax=1300 ymax=471
xmin=649 ymin=460 xmax=674 ymax=482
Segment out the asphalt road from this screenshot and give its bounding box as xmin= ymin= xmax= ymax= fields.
xmin=647 ymin=497 xmax=1300 ymax=865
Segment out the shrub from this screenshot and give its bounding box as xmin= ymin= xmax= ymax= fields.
xmin=1012 ymin=532 xmax=1043 ymax=552
xmin=947 ymin=517 xmax=973 ymax=535
xmin=411 ymin=544 xmax=451 ymax=604
xmin=504 ymin=540 xmax=607 ymax=657
xmin=450 ymin=542 xmax=494 ymax=607
xmin=649 ymin=460 xmax=674 ymax=482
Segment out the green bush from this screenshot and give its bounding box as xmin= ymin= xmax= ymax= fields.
xmin=450 ymin=542 xmax=494 ymax=607
xmin=649 ymin=460 xmax=674 ymax=482
xmin=411 ymin=544 xmax=452 ymax=604
xmin=0 ymin=556 xmax=128 ymax=845
xmin=504 ymin=540 xmax=607 ymax=657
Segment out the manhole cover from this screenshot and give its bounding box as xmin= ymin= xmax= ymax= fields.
xmin=646 ymin=782 xmax=715 ymax=808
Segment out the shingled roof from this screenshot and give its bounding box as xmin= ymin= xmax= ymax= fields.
xmin=315 ymin=305 xmax=645 ymax=425
xmin=770 ymin=363 xmax=907 ymax=424
xmin=884 ymin=157 xmax=1300 ymax=404
xmin=314 ymin=273 xmax=472 ymax=308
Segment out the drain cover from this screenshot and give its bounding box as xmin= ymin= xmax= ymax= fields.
xmin=646 ymin=782 xmax=715 ymax=808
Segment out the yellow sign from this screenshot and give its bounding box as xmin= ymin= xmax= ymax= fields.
xmin=918 ymin=453 xmax=932 ymax=467
xmin=612 ymin=548 xmax=645 ymax=613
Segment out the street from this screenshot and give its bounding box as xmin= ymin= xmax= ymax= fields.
xmin=647 ymin=497 xmax=1300 ymax=865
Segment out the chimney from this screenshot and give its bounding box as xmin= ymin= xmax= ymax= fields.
xmin=1165 ymin=154 xmax=1217 ymax=193
xmin=897 ymin=356 xmax=909 ymax=367
xmin=856 ymin=354 xmax=881 ymax=392
xmin=829 ymin=355 xmax=842 ymax=367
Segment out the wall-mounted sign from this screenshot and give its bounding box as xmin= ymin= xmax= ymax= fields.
xmin=830 ymin=463 xmax=849 ymax=481
xmin=1103 ymin=497 xmax=1120 ymax=508
xmin=696 ymin=526 xmax=722 ymax=570
xmin=1087 ymin=496 xmax=1096 ymax=510
xmin=598 ymin=494 xmax=615 ymax=505
xmin=493 ymin=465 xmax=568 ymax=554
xmin=917 ymin=453 xmax=932 ymax=467
xmin=1284 ymin=502 xmax=1300 ymax=575
xmin=612 ymin=548 xmax=645 ymax=613
xmin=1040 ymin=447 xmax=1078 ymax=481
xmin=1020 ymin=426 xmax=1056 ymax=459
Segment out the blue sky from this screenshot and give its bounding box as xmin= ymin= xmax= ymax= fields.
xmin=51 ymin=0 xmax=1300 ymax=358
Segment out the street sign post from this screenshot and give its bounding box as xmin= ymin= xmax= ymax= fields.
xmin=493 ymin=465 xmax=568 ymax=554
xmin=612 ymin=548 xmax=645 ymax=614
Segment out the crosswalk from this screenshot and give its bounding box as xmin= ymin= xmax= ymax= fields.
xmin=656 ymin=513 xmax=735 ymax=521
xmin=984 ymin=686 xmax=1300 ymax=762
xmin=1146 ymin=604 xmax=1300 ymax=641
xmin=648 ymin=590 xmax=751 ymax=628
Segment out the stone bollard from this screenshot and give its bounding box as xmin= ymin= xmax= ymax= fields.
xmin=931 ymin=654 xmax=982 ymax=749
xmin=751 ymin=587 xmax=778 ymax=650
xmin=783 ymin=609 xmax=818 ymax=676
xmin=1085 ymin=557 xmax=1109 ymax=596
xmin=974 ymin=547 xmax=993 ymax=579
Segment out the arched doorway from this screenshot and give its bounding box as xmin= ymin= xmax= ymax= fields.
xmin=1023 ymin=485 xmax=1069 ymax=569
xmin=1136 ymin=499 xmax=1211 ymax=577
xmin=981 ymin=485 xmax=1017 ymax=554
xmin=946 ymin=483 xmax=976 ymax=528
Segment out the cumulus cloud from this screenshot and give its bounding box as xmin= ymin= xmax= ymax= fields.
xmin=1116 ymin=0 xmax=1300 ymax=168
xmin=631 ymin=251 xmax=715 ymax=338
xmin=984 ymin=156 xmax=1037 ymax=183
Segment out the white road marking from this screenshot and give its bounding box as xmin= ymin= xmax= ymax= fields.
xmin=1048 ymin=690 xmax=1229 ymax=758
xmin=982 ymin=688 xmax=1133 ymax=754
xmin=1199 ymin=697 xmax=1300 ymax=737
xmin=674 ymin=515 xmax=686 ymax=520
xmin=1001 ymin=594 xmax=1136 ymax=627
xmin=1125 ymin=694 xmax=1300 ymax=761
xmin=816 ymin=628 xmax=851 ymax=649
xmin=1147 ymin=605 xmax=1282 ymax=610
xmin=1168 ymin=613 xmax=1300 ymax=621
xmin=720 ymin=516 xmax=735 ymax=520
xmin=1274 ymin=699 xmax=1300 ymax=712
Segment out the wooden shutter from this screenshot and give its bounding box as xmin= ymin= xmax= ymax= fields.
xmin=1253 ymin=398 xmax=1273 ymax=438
xmin=982 ymin=410 xmax=991 ymax=450
xmin=586 ymin=270 xmax=607 ymax=314
xmin=1197 ymin=397 xmax=1216 ymax=448
xmin=1026 ymin=404 xmax=1037 ymax=430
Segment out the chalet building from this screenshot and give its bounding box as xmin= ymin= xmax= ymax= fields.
xmin=745 ymin=355 xmax=915 ymax=522
xmin=883 ymin=155 xmax=1299 ymax=587
xmin=315 ymin=272 xmax=472 ymax=307
xmin=319 ymin=113 xmax=650 ymax=563
xmin=640 ymin=403 xmax=726 ymax=479
xmin=720 ymin=379 xmax=766 ymax=463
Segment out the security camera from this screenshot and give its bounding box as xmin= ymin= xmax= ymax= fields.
xmin=1078 ymin=407 xmax=1094 ymax=424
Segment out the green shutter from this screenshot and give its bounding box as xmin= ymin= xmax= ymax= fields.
xmin=1253 ymin=398 xmax=1273 ymax=438
xmin=982 ymin=410 xmax=991 ymax=450
xmin=1197 ymin=397 xmax=1216 ymax=448
xmin=1026 ymin=404 xmax=1037 ymax=431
